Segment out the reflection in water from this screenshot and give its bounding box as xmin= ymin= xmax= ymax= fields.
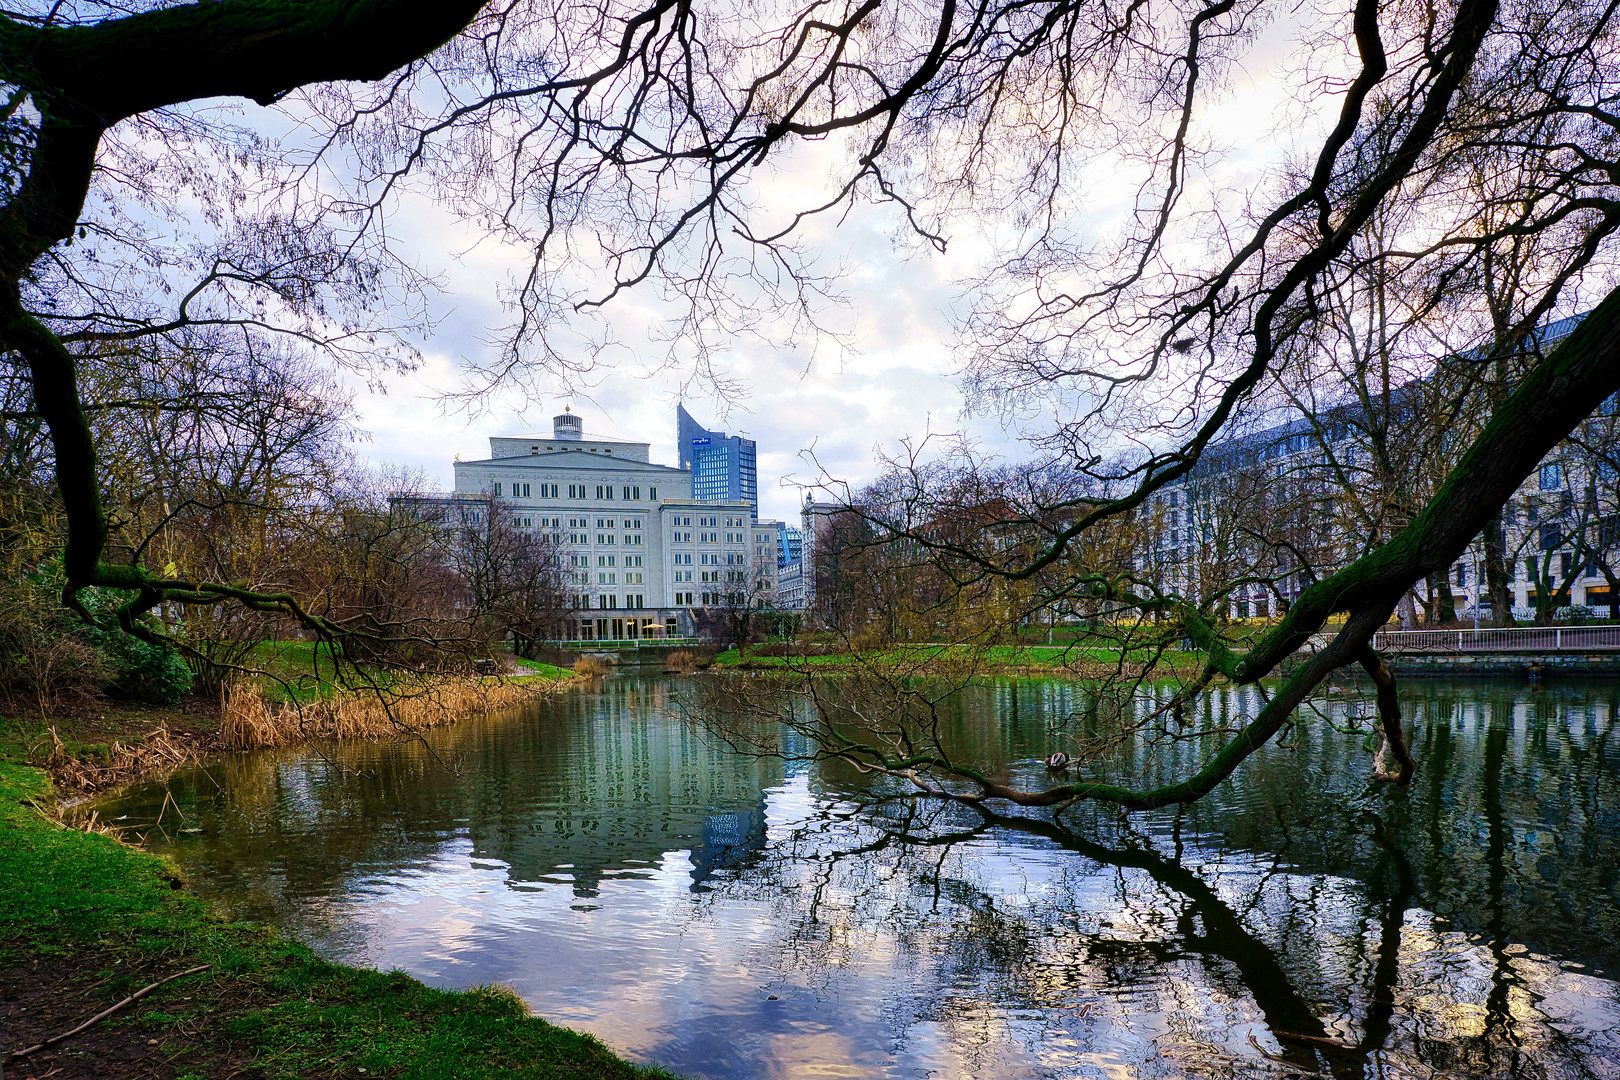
xmin=102 ymin=677 xmax=1620 ymax=1079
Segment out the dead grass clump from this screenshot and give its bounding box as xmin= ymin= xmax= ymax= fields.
xmin=664 ymin=649 xmax=697 ymax=674
xmin=572 ymin=655 xmax=612 ymax=678
xmin=42 ymin=724 xmax=208 ymax=796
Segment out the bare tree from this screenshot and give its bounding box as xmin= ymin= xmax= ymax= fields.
xmin=3 ymin=0 xmax=1620 ymax=805
xmin=431 ymin=493 xmax=573 ymax=656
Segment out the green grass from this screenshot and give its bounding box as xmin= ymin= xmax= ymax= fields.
xmin=709 ymin=642 xmax=1205 ymax=675
xmin=248 ymin=639 xmax=354 ymax=703
xmin=0 ymin=755 xmax=676 ymax=1079
xmin=246 ymin=642 xmax=577 ymax=703
xmin=511 ymin=656 xmax=574 ymax=679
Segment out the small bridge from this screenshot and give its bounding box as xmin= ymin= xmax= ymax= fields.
xmin=1370 ymin=625 xmax=1620 ymax=654
xmin=533 ymin=638 xmax=707 ymax=668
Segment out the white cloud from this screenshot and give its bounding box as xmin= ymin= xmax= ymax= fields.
xmin=340 ymin=6 xmax=1354 ymax=522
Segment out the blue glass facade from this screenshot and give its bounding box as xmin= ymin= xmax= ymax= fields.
xmin=677 ymin=404 xmax=758 ymax=519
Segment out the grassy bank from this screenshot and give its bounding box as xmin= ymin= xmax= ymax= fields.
xmin=710 ymin=642 xmax=1207 ymax=677
xmin=11 ymin=649 xmax=576 ymax=798
xmin=0 ymin=755 xmax=673 ymax=1079
xmin=249 ymin=642 xmax=573 ymax=704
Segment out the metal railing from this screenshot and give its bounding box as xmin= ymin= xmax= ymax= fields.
xmin=536 ymin=636 xmax=703 ymax=649
xmin=1370 ymin=625 xmax=1620 ymax=653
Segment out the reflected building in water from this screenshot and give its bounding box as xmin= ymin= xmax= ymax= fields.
xmin=465 ymin=679 xmax=779 ymax=897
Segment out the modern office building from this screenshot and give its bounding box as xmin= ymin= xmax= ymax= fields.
xmin=776 ymin=524 xmax=803 ymax=567
xmin=421 ymin=411 xmax=758 ymax=639
xmin=677 ymin=404 xmax=758 ymax=519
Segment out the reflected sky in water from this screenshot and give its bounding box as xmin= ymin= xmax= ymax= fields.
xmin=101 ymin=677 xmax=1620 ymax=1079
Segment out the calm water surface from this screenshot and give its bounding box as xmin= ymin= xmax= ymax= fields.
xmin=100 ymin=677 xmax=1620 ymax=1079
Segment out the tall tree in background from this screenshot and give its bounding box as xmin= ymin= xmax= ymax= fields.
xmin=3 ymin=0 xmax=1619 ymax=803
xmin=434 ymin=494 xmax=572 ymax=656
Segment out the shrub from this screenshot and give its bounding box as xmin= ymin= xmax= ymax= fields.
xmin=572 ymin=655 xmax=611 ymax=678
xmin=106 ymin=635 xmax=194 ymax=705
xmin=0 ymin=579 xmax=111 ymax=710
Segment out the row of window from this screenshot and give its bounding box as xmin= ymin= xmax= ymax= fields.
xmin=573 ymin=594 xmax=650 ymax=610
xmin=491 ymin=482 xmax=658 ymax=501
xmin=681 ymin=515 xmax=748 ymax=528
xmin=669 ymin=552 xmax=751 ymax=568
xmin=661 ymin=591 xmax=746 ymax=606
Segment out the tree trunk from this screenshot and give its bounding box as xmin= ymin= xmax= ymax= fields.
xmin=1437 ymin=577 xmax=1457 ymax=624
xmin=1397 ymin=591 xmax=1418 ymax=629
xmin=1482 ymin=513 xmax=1516 ymax=626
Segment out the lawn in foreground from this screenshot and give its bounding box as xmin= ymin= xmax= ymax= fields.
xmin=0 ymin=754 xmax=676 ymax=1080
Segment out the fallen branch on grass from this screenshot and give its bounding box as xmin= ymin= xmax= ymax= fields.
xmin=4 ymin=965 xmax=211 ymax=1062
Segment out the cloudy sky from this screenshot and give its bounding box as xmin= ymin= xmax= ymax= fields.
xmin=339 ymin=8 xmax=1333 ymax=526
xmin=346 ymin=188 xmax=996 ymax=525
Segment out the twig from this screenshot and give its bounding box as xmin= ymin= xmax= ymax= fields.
xmin=4 ymin=965 xmax=211 ymax=1062
xmin=1246 ymin=1031 xmax=1325 ymax=1073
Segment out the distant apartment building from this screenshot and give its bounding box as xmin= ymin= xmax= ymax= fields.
xmin=1139 ymin=313 xmax=1620 ymax=622
xmin=799 ymin=500 xmax=847 ymax=616
xmin=774 ymin=559 xmax=807 ymax=610
xmin=677 ymin=404 xmax=759 ymax=520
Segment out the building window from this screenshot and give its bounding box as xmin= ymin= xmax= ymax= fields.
xmin=492 ymin=482 xmax=503 ymax=497
xmin=1540 ymin=463 xmax=1563 ymax=490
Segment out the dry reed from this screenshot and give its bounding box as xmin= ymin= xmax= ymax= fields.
xmin=664 ymin=649 xmax=697 ymax=674
xmin=571 ymin=655 xmax=612 ymax=678
xmin=43 ymin=725 xmax=210 ymax=796
xmin=218 ymin=675 xmax=568 ymax=752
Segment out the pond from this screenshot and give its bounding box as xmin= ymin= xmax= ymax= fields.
xmin=99 ymin=676 xmax=1620 ymax=1079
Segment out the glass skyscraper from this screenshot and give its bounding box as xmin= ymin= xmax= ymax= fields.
xmin=677 ymin=404 xmax=758 ymax=519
